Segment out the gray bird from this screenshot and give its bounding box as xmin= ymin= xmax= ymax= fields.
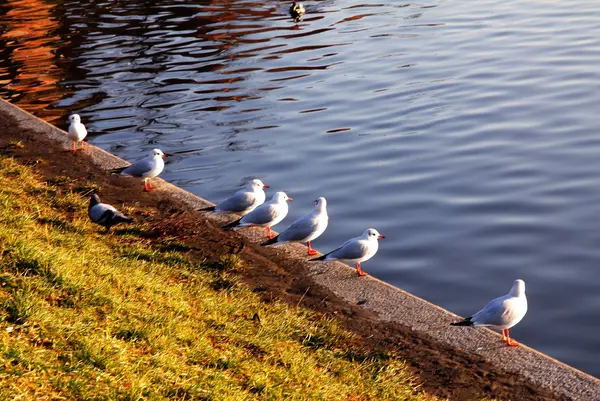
xmin=88 ymin=194 xmax=133 ymax=232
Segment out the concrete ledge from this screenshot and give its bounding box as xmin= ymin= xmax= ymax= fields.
xmin=2 ymin=97 xmax=599 ymax=400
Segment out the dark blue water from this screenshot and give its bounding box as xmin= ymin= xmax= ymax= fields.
xmin=2 ymin=0 xmax=600 ymax=377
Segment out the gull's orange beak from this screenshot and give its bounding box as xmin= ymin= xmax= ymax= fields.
xmin=287 ymin=197 xmax=293 ymax=201
xmin=162 ymin=154 xmax=168 ymax=158
xmin=378 ymin=235 xmax=385 ymax=239
xmin=263 ymin=185 xmax=270 ymax=188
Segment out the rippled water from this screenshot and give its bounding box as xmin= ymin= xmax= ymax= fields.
xmin=2 ymin=0 xmax=600 ymax=377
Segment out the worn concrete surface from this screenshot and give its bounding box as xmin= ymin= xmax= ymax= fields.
xmin=2 ymin=97 xmax=599 ymax=400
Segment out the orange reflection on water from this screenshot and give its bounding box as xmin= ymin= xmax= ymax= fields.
xmin=0 ymin=0 xmax=68 ymax=122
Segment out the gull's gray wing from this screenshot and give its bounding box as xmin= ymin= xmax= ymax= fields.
xmin=328 ymin=239 xmax=368 ymax=260
xmin=216 ymin=191 xmax=256 ymax=213
xmin=122 ymin=158 xmax=153 ymax=177
xmin=278 ymin=214 xmax=318 ymax=243
xmin=241 ymin=203 xmax=280 ymax=225
xmin=471 ymin=295 xmax=516 ymax=327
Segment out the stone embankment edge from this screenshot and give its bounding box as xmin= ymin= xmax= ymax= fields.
xmin=2 ymin=97 xmax=599 ymax=400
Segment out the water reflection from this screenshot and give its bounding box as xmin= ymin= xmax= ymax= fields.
xmin=0 ymin=0 xmax=68 ymax=122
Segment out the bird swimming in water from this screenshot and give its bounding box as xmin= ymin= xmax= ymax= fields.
xmin=289 ymin=2 xmax=305 ymax=20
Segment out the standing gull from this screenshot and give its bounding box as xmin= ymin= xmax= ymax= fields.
xmin=261 ymin=197 xmax=328 ymax=255
xmin=451 ymin=279 xmax=528 ymax=347
xmin=311 ymin=228 xmax=384 ymax=276
xmin=201 ymin=179 xmax=269 ymax=215
xmin=67 ymin=114 xmax=88 ymax=153
xmin=111 ymin=148 xmax=166 ymax=192
xmin=88 ymin=193 xmax=133 ymax=233
xmin=223 ymin=191 xmax=292 ymax=239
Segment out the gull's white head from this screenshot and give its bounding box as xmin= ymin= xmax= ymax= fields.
xmin=249 ymin=179 xmax=269 ymax=190
xmin=363 ymin=228 xmax=384 ymax=240
xmin=68 ymin=114 xmax=81 ymax=124
xmin=509 ymin=279 xmax=526 ymax=297
xmin=272 ymin=191 xmax=293 ymax=203
xmin=313 ymin=196 xmax=327 ymax=210
xmin=151 ymin=149 xmax=166 ymax=159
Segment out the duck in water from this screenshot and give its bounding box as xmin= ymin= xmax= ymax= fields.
xmin=289 ymin=2 xmax=305 ymax=20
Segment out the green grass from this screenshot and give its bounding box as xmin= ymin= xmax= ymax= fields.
xmin=0 ymin=156 xmax=436 ymax=401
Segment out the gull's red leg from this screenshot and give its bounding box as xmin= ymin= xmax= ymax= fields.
xmin=505 ymin=329 xmax=519 ymax=346
xmin=72 ymin=141 xmax=77 ymax=153
xmin=356 ymin=263 xmax=367 ymax=277
xmin=307 ymin=241 xmax=317 ymax=256
xmin=266 ymin=226 xmax=273 ymax=239
xmin=501 ymin=329 xmax=507 ymax=342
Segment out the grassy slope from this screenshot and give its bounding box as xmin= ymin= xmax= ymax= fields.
xmin=0 ymin=156 xmax=436 ymax=401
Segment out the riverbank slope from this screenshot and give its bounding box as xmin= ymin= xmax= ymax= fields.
xmin=1 ymin=98 xmax=598 ymax=400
